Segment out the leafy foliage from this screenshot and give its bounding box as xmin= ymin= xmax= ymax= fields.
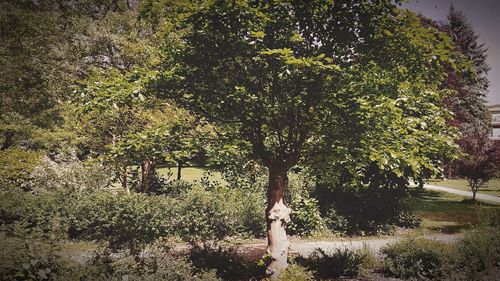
xmin=381 ymin=238 xmax=456 ymax=280
xmin=68 ymin=192 xmax=178 ymax=252
xmin=0 ymin=148 xmax=42 ymax=189
xmin=188 ymin=244 xmax=252 ymax=280
xmin=296 ymin=248 xmax=371 ymax=279
xmin=457 ymin=132 xmax=500 ymax=199
xmin=29 ymin=152 xmax=112 ymax=193
xmin=0 ymin=235 xmax=220 ymax=281
xmin=287 ymin=194 xmax=324 ymax=237
xmin=314 ymin=185 xmax=420 ymax=236
xmin=455 ymin=225 xmax=500 ymax=279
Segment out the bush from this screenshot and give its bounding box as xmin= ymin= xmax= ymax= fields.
xmin=314 ymin=185 xmax=421 ymax=235
xmin=188 ymin=243 xmax=252 ymax=280
xmin=455 ymin=225 xmax=500 ymax=280
xmin=296 ymin=248 xmax=371 ymax=279
xmin=0 ymin=188 xmax=79 ymax=238
xmin=1 ymin=189 xmax=178 ymax=250
xmin=0 ymin=234 xmax=65 ymax=281
xmin=29 ymin=154 xmax=112 ymax=193
xmin=177 ymin=186 xmax=234 ymax=242
xmin=381 ymin=238 xmax=455 ymax=280
xmin=1 ymin=177 xmax=266 ymax=250
xmin=177 ymin=186 xmax=265 ymax=241
xmin=288 ymin=194 xmax=325 ymax=237
xmin=154 ymin=179 xmax=194 ymax=197
xmin=232 ymin=189 xmax=265 ymax=237
xmin=0 ymin=234 xmax=220 ymax=281
xmin=68 ymin=192 xmax=178 ymax=252
xmin=322 ymin=208 xmax=349 ymax=236
xmin=276 ymin=261 xmax=315 ymax=281
xmin=0 ymin=148 xmax=42 ymax=189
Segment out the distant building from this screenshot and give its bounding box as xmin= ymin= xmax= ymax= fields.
xmin=490 ymin=104 xmax=500 ymax=141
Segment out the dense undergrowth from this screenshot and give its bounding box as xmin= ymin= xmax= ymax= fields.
xmin=0 ymin=148 xmax=461 ymax=280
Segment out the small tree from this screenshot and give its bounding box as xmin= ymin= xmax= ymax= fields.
xmin=458 ymin=132 xmax=499 ymax=200
xmin=160 ymin=1 xmax=459 ymax=277
xmin=75 ymin=68 xmax=176 ymax=193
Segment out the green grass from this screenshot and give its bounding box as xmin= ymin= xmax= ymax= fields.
xmin=428 ymin=178 xmax=500 ymax=197
xmin=410 ymin=188 xmax=500 ymax=234
xmin=157 ymin=167 xmax=227 ymax=184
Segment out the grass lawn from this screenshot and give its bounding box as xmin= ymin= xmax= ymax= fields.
xmin=157 ymin=166 xmax=227 ymax=184
xmin=428 ymin=178 xmax=500 ymax=197
xmin=410 ymin=188 xmax=500 ymax=234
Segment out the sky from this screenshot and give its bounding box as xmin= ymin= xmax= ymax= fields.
xmin=401 ymin=0 xmax=500 ymax=105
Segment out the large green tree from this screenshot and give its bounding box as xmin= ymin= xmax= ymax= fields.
xmin=159 ymin=0 xmax=459 ymax=277
xmin=0 ymin=0 xmax=154 ymax=152
xmin=440 ymin=6 xmax=494 ymax=183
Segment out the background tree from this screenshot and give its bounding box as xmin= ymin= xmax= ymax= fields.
xmin=457 ymin=132 xmax=499 ymax=200
xmin=75 ymin=66 xmax=206 ymax=193
xmin=0 ymin=0 xmax=145 ymax=152
xmin=159 ymin=1 xmax=459 ymax=277
xmin=0 ymin=1 xmax=75 ymax=151
xmin=441 ymin=6 xmax=492 ymax=179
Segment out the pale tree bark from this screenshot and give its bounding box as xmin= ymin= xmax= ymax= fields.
xmin=265 ymin=165 xmax=291 ymax=279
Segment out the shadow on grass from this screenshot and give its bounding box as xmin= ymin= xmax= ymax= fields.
xmin=410 ymin=188 xmax=500 ymax=232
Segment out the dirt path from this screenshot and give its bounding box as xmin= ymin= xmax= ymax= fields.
xmin=424 ymin=184 xmax=500 ymax=205
xmin=234 ymin=233 xmax=463 ymax=261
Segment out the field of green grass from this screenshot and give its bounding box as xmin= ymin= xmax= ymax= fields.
xmin=410 ymin=188 xmax=500 ymax=234
xmin=157 ymin=166 xmax=227 ymax=184
xmin=428 ymin=178 xmax=500 ymax=197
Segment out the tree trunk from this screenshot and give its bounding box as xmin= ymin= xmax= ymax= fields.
xmin=177 ymin=159 xmax=182 ymax=180
xmin=265 ymin=165 xmax=291 ymax=279
xmin=123 ymin=169 xmax=130 ymax=195
xmin=141 ymin=159 xmax=156 ymax=193
xmin=1 ymin=132 xmax=14 ymax=150
xmin=417 ymin=178 xmax=424 ymax=190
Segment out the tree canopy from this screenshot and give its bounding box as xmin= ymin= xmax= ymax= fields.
xmin=157 ymin=0 xmax=461 ymax=277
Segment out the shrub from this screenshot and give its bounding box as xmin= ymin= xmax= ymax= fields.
xmin=177 ymin=186 xmax=234 ymax=242
xmin=188 ymin=243 xmax=252 ymax=280
xmin=116 ymin=243 xmax=220 ymax=281
xmin=0 ymin=188 xmax=31 ymax=225
xmin=276 ymin=261 xmax=315 ymax=281
xmin=0 ymin=234 xmax=220 ymax=281
xmin=0 ymin=148 xmax=42 ymax=189
xmin=455 ymin=225 xmax=500 ymax=280
xmin=323 ymin=208 xmax=349 ymax=236
xmin=231 ymin=189 xmax=265 ymax=238
xmin=29 ymin=154 xmax=112 ymax=193
xmin=68 ymin=192 xmax=178 ymax=252
xmin=0 ymin=188 xmax=79 ymax=238
xmin=314 ymin=185 xmax=420 ymax=235
xmin=1 ymin=182 xmax=265 ymax=248
xmin=177 ymin=186 xmax=265 ymax=241
xmin=381 ymin=238 xmax=456 ymax=280
xmin=154 ymin=179 xmax=194 ymax=197
xmin=296 ymin=248 xmax=371 ymax=279
xmin=0 ymin=231 xmax=74 ymax=281
xmin=288 ymin=194 xmax=325 ymax=237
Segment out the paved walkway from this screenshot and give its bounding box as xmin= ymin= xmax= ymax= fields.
xmin=423 ymin=184 xmax=500 ymax=205
xmin=237 ymin=233 xmax=462 ymax=260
